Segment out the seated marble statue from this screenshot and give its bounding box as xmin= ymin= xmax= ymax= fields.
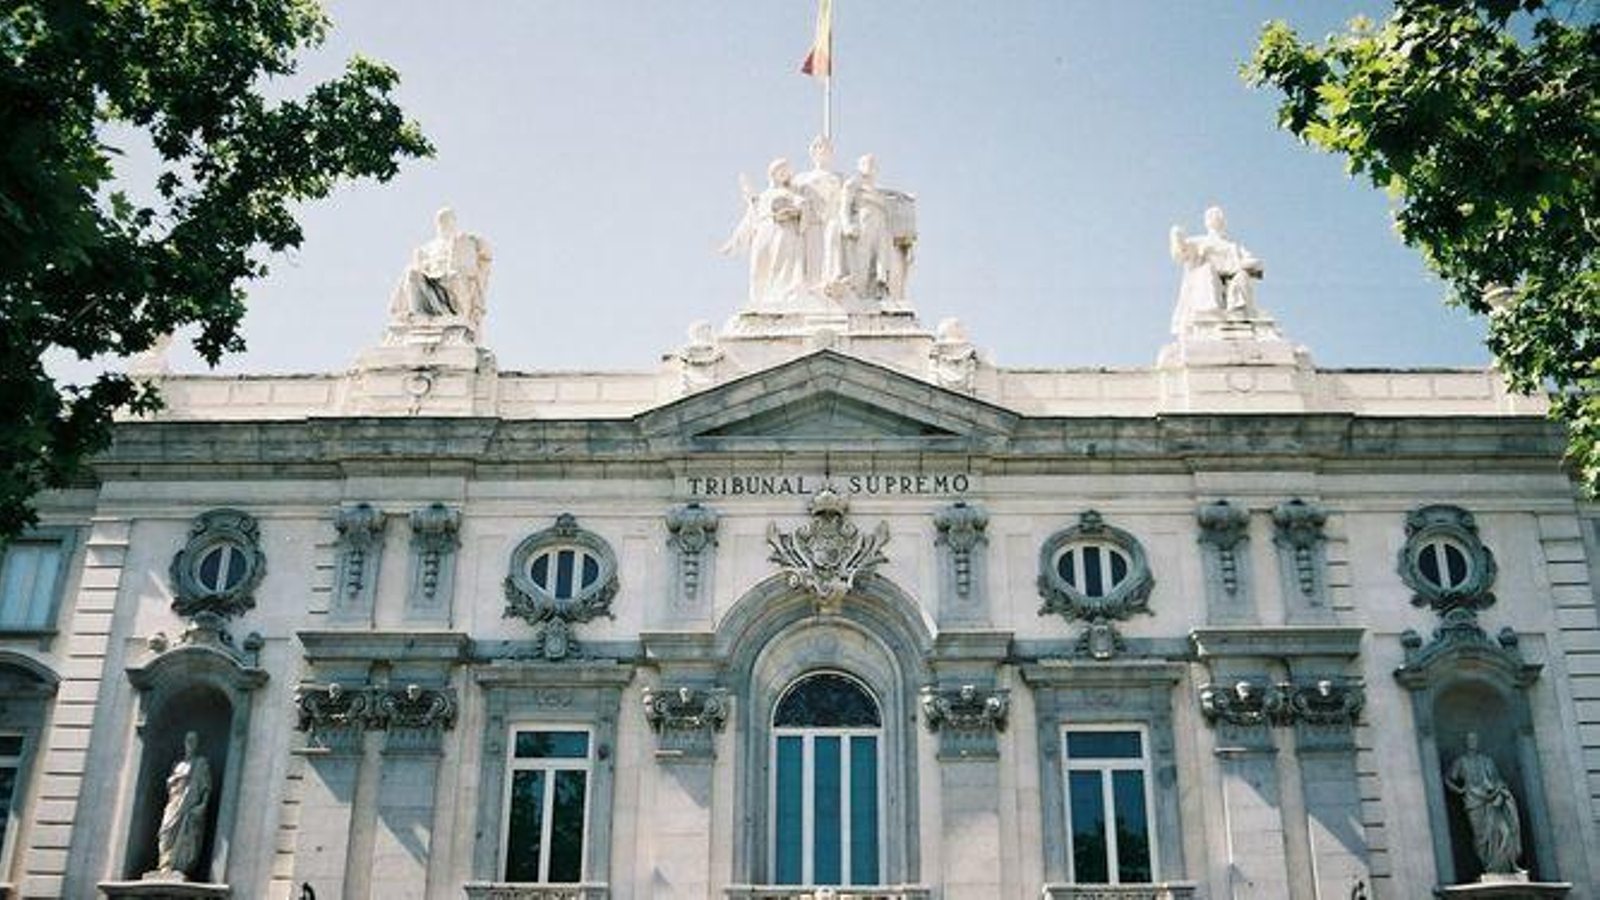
xmin=1169 ymin=206 xmax=1263 ymax=336
xmin=389 ymin=207 xmax=493 ymax=337
xmin=722 ymin=158 xmax=808 ymax=310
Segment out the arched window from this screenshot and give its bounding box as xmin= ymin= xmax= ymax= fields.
xmin=771 ymin=672 xmax=883 ymax=887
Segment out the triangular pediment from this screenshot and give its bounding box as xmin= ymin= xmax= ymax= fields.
xmin=637 ymin=351 xmax=1017 ymax=450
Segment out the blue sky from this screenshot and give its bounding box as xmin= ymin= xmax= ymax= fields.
xmin=137 ymin=1 xmax=1492 ymax=375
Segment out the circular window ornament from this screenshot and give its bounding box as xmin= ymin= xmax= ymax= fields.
xmin=1037 ymin=510 xmax=1154 ymax=625
xmin=505 ymin=514 xmax=619 ymax=660
xmin=1398 ymin=505 xmax=1496 ymax=613
xmin=169 ymin=509 xmax=267 ymax=620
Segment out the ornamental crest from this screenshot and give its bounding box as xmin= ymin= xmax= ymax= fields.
xmin=767 ymin=487 xmax=890 ymax=614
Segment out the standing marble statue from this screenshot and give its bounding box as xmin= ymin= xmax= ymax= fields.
xmin=838 ymin=153 xmax=896 ymax=301
xmin=388 ymin=207 xmax=494 ymax=340
xmin=1445 ymin=731 xmax=1524 ymax=875
xmin=792 ymin=136 xmax=846 ymax=293
xmin=1169 ymin=206 xmax=1264 ymax=336
xmin=153 ymin=731 xmax=212 ymax=880
xmin=722 ymin=158 xmax=808 ymax=309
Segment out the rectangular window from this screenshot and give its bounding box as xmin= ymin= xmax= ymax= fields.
xmin=502 ymin=727 xmax=591 ymax=883
xmin=1063 ymin=726 xmax=1156 ymax=884
xmin=771 ymin=730 xmax=881 ymax=886
xmin=0 ymin=537 xmax=67 ymax=631
xmin=0 ymin=733 xmax=22 ymax=870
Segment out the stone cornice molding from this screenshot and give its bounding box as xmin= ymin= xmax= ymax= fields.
xmin=1189 ymin=626 xmax=1364 ymax=662
xmin=1020 ymin=659 xmax=1185 ymax=689
xmin=296 ymin=630 xmax=470 ymax=663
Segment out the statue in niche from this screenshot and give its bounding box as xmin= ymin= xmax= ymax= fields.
xmin=792 ymin=135 xmax=847 ymax=293
xmin=1445 ymin=731 xmax=1524 ymax=876
xmin=1169 ymin=205 xmax=1264 ymax=336
xmin=722 ymin=159 xmax=807 ymax=310
xmin=152 ymin=731 xmax=212 ymax=881
xmin=387 ymin=207 xmax=493 ymax=340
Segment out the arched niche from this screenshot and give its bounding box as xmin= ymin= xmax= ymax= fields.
xmin=122 ymin=638 xmax=267 ymax=884
xmin=1396 ymin=624 xmax=1556 ymax=885
xmin=717 ymin=572 xmax=933 ymax=887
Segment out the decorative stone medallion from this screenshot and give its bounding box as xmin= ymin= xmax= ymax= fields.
xmin=169 ymin=509 xmax=267 ymax=621
xmin=504 ymin=514 xmax=619 ymax=660
xmin=766 ymin=487 xmax=890 ymax=614
xmin=1036 ymin=510 xmax=1154 ymax=658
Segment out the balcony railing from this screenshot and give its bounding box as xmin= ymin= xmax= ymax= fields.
xmin=723 ymin=886 xmax=933 ymax=900
xmin=1040 ymin=884 xmax=1198 ymax=900
xmin=462 ymin=883 xmax=610 ymax=900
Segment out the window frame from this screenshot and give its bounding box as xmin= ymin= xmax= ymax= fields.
xmin=768 ymin=671 xmax=886 ymax=887
xmin=498 ymin=723 xmax=595 ymax=885
xmin=0 ymin=528 xmax=77 ymax=636
xmin=0 ymin=730 xmax=25 ymax=877
xmin=1060 ymin=722 xmax=1160 ymax=886
xmin=1053 ymin=541 xmax=1133 ymax=600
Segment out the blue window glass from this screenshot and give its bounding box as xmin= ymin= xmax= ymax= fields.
xmin=0 ymin=539 xmax=65 ymax=630
xmin=1057 ymin=550 xmax=1076 ymax=585
xmin=849 ymin=735 xmax=879 ymax=884
xmin=531 ymin=553 xmax=550 ymax=590
xmin=813 ymin=737 xmax=842 ymax=884
xmin=1112 ymin=770 xmax=1151 ymax=882
xmin=1067 ymin=731 xmax=1142 ymax=760
xmin=773 ymin=673 xmax=880 ymax=728
xmin=775 ymin=736 xmax=803 ymax=883
xmin=515 ymin=731 xmax=589 ymax=759
xmin=1069 ymin=770 xmax=1109 ymax=882
xmin=554 ymin=549 xmax=575 ymax=598
xmin=505 ymin=770 xmax=545 ymax=881
xmin=548 ymin=770 xmax=587 ymax=882
xmin=1083 ymin=547 xmax=1104 ymax=596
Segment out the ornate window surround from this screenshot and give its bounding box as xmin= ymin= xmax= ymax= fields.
xmin=1397 ymin=504 xmax=1498 ymax=614
xmin=1037 ymin=511 xmax=1155 ymax=659
xmin=169 ymin=509 xmax=266 ymax=620
xmin=504 ymin=514 xmax=620 ymax=660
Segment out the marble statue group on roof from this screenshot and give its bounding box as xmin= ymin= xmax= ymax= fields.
xmin=722 ymin=136 xmax=917 ymax=312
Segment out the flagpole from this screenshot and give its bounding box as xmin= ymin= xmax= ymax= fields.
xmin=823 ymin=1 xmax=834 ymax=141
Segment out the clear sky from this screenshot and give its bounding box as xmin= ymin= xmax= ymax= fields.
xmin=114 ymin=1 xmax=1495 ymax=376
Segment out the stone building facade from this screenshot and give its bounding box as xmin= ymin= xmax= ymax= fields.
xmin=2 ymin=186 xmax=1598 ymax=900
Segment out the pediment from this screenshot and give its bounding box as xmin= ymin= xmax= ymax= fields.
xmin=637 ymin=351 xmax=1017 ymax=449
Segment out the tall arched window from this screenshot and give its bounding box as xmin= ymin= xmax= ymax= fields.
xmin=770 ymin=672 xmax=883 ymax=887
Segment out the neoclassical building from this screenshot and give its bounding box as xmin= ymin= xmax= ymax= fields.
xmin=2 ymin=150 xmax=1597 ymax=900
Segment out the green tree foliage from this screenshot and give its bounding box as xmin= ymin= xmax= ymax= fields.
xmin=1247 ymin=0 xmax=1599 ymax=489
xmin=0 ymin=0 xmax=431 ymax=538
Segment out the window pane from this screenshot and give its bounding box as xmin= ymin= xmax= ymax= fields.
xmin=0 ymin=764 xmax=14 ymax=865
xmin=531 ymin=553 xmax=550 ymax=590
xmin=548 ymin=770 xmax=587 ymax=882
xmin=773 ymin=673 xmax=881 ymax=728
xmin=1419 ymin=544 xmax=1442 ymax=586
xmin=555 ymin=549 xmax=576 ymax=598
xmin=0 ymin=736 xmax=22 ymax=758
xmin=1069 ymin=770 xmax=1109 ymax=883
xmin=198 ymin=545 xmax=224 ymax=591
xmin=813 ymin=736 xmax=842 ymax=885
xmin=0 ymin=543 xmax=49 ymax=628
xmin=1112 ymin=770 xmax=1152 ymax=882
xmin=515 ymin=731 xmax=589 ymax=759
xmin=1057 ymin=549 xmax=1077 ymax=586
xmin=1067 ymin=731 xmax=1142 ymax=760
xmin=1109 ymin=550 xmax=1128 ymax=586
xmin=581 ymin=553 xmax=600 ymax=589
xmin=504 ymin=770 xmax=545 ymax=881
xmin=849 ymin=736 xmax=879 ymax=885
xmin=775 ymin=736 xmax=803 ymax=884
xmin=1445 ymin=544 xmax=1469 ymax=587
xmin=1083 ymin=547 xmax=1105 ymax=596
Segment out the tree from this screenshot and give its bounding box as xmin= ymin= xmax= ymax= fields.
xmin=0 ymin=0 xmax=431 ymax=539
xmin=1246 ymin=0 xmax=1599 ymax=490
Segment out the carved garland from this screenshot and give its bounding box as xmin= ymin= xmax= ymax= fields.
xmin=920 ymin=684 xmax=1009 ymax=734
xmin=333 ymin=503 xmax=387 ymax=603
xmin=410 ymin=502 xmax=462 ymax=604
xmin=934 ymin=500 xmax=988 ymax=598
xmin=666 ymin=502 xmax=719 ymax=603
xmin=296 ymin=683 xmax=458 ymax=736
xmin=1197 ymin=500 xmax=1250 ymax=595
xmin=1198 ymin=678 xmax=1364 ymax=728
xmin=642 ymin=686 xmax=729 ymax=734
xmin=1272 ymin=499 xmax=1328 ymax=597
xmin=767 ymin=487 xmax=890 ymax=615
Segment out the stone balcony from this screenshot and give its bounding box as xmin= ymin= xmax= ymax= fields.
xmin=1041 ymin=884 xmax=1199 ymax=900
xmin=462 ymin=884 xmax=609 ymax=900
xmin=723 ymin=886 xmax=932 ymax=900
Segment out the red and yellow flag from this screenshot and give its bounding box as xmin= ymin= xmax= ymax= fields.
xmin=800 ymin=0 xmax=832 ymax=78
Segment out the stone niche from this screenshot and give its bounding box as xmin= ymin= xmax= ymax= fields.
xmin=123 ymin=684 xmax=234 ymax=881
xmin=1432 ymin=684 xmax=1539 ymax=883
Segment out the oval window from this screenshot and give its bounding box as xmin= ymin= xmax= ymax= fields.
xmin=1055 ymin=543 xmax=1131 ymax=598
xmin=196 ymin=543 xmax=248 ymax=593
xmin=1417 ymin=537 xmax=1472 ymax=591
xmin=529 ymin=547 xmax=603 ymax=600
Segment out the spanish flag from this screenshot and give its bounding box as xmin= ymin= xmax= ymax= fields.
xmin=800 ymin=0 xmax=832 ymax=78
